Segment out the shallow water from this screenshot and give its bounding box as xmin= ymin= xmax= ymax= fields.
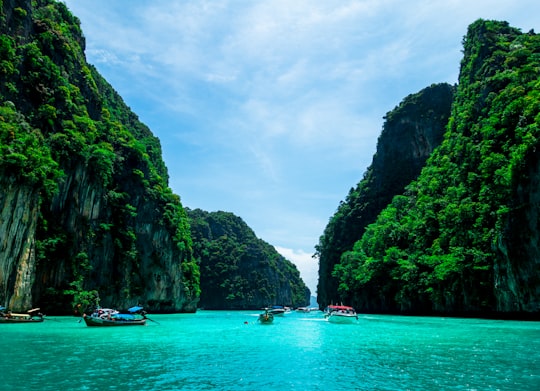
xmin=1 ymin=311 xmax=538 ymax=390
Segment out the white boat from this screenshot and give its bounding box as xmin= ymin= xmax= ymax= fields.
xmin=324 ymin=305 xmax=358 ymax=324
xmin=268 ymin=306 xmax=287 ymax=316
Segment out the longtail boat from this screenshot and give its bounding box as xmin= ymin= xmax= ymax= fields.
xmin=0 ymin=307 xmax=44 ymax=323
xmin=82 ymin=306 xmax=147 ymax=327
xmin=257 ymin=308 xmax=274 ymax=324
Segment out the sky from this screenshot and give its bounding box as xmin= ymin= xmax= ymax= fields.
xmin=62 ymin=0 xmax=538 ymax=295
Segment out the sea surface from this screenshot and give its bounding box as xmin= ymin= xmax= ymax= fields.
xmin=1 ymin=310 xmax=539 ymax=390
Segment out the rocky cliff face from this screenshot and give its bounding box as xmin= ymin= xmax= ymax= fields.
xmin=0 ymin=177 xmax=38 ymax=310
xmin=0 ymin=0 xmax=199 ymax=313
xmin=455 ymin=20 xmax=540 ymax=316
xmin=33 ymin=155 xmax=197 ymax=313
xmin=316 ymin=83 xmax=454 ymax=307
xmin=494 ymin=74 xmax=540 ymax=314
xmin=324 ymin=20 xmax=540 ymax=318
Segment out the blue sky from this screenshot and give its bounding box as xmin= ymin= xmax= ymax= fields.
xmin=62 ymin=0 xmax=538 ymax=294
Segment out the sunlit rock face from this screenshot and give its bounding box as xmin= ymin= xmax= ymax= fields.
xmin=0 ymin=177 xmax=39 ymax=310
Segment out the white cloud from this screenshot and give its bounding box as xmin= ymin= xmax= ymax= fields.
xmin=275 ymin=246 xmax=318 ymax=295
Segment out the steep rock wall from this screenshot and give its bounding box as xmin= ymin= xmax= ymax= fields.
xmin=495 ymin=149 xmax=540 ymax=313
xmin=0 ymin=176 xmax=38 ymax=309
xmin=329 ymin=20 xmax=540 ymax=318
xmin=316 ymin=83 xmax=454 ymax=307
xmin=1 ymin=0 xmax=198 ymax=313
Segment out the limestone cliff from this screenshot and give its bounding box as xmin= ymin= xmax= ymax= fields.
xmin=0 ymin=177 xmax=39 ymax=310
xmin=316 ymin=83 xmax=454 ymax=308
xmin=0 ymin=0 xmax=199 ymax=313
xmin=495 ymin=153 xmax=540 ymax=313
xmin=328 ymin=20 xmax=540 ymax=318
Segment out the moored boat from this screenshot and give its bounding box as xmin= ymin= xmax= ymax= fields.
xmin=268 ymin=305 xmax=287 ymax=316
xmin=258 ymin=308 xmax=274 ymax=324
xmin=324 ymin=305 xmax=358 ymax=324
xmin=83 ymin=306 xmax=147 ymax=327
xmin=0 ymin=307 xmax=44 ymax=323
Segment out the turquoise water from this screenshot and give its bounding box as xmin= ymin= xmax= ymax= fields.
xmin=1 ymin=311 xmax=539 ymax=390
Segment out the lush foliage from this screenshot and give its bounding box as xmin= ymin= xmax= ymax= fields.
xmin=333 ymin=20 xmax=540 ymax=315
xmin=187 ymin=208 xmax=309 ymax=309
xmin=316 ymin=83 xmax=454 ymax=307
xmin=0 ymin=0 xmax=198 ymax=312
xmin=0 ymin=101 xmax=62 ymax=194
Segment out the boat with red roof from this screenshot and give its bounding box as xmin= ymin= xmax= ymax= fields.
xmin=324 ymin=305 xmax=358 ymax=324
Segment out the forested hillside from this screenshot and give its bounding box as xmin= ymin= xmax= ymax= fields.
xmin=316 ymin=83 xmax=455 ymax=308
xmin=327 ymin=20 xmax=540 ymax=318
xmin=0 ymin=0 xmax=200 ymax=313
xmin=188 ymin=208 xmax=310 ymax=309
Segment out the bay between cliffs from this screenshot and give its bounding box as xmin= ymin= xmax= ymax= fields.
xmin=1 ymin=310 xmax=538 ymax=390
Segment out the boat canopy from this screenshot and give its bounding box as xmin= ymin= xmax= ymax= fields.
xmin=128 ymin=306 xmax=144 ymax=313
xmin=9 ymin=313 xmax=31 ymax=317
xmin=112 ymin=313 xmax=136 ymax=320
xmin=326 ymin=305 xmax=354 ymax=310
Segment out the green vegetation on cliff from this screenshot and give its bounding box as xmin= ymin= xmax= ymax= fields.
xmin=0 ymin=0 xmax=198 ymax=312
xmin=188 ymin=208 xmax=310 ymax=309
xmin=316 ymin=83 xmax=454 ymax=308
xmin=330 ymin=20 xmax=540 ymax=317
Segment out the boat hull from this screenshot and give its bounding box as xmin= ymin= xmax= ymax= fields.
xmin=326 ymin=313 xmax=358 ymax=324
xmin=0 ymin=318 xmax=44 ymax=324
xmin=324 ymin=305 xmax=358 ymax=324
xmin=83 ymin=316 xmax=146 ymax=327
xmin=258 ymin=313 xmax=274 ymax=324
